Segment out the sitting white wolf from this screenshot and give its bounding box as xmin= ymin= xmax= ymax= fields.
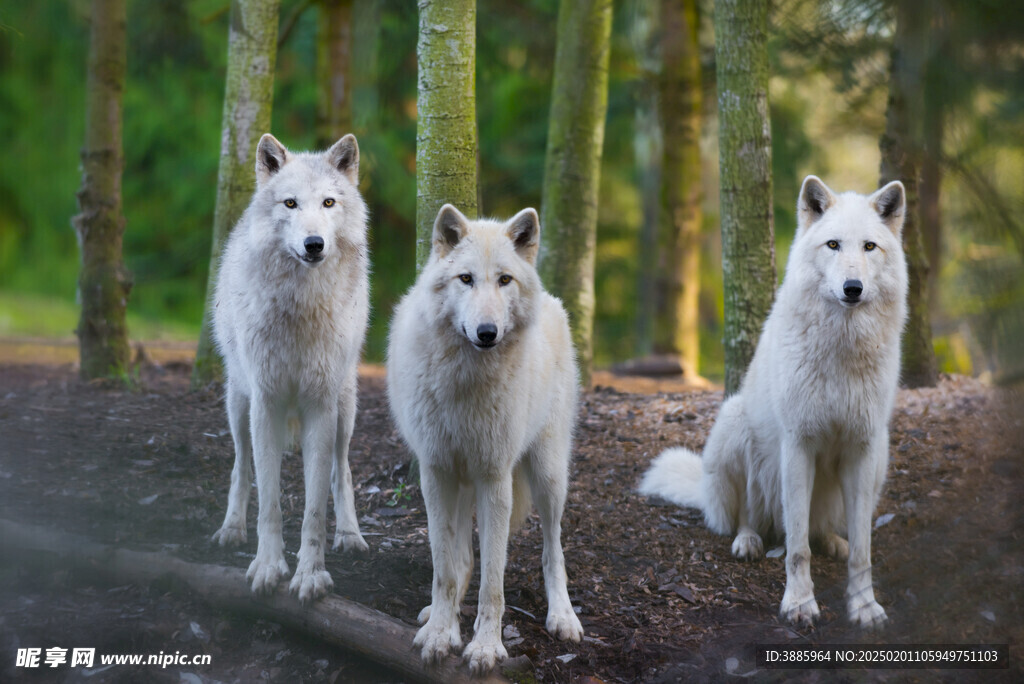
xmin=387 ymin=204 xmax=584 ymax=674
xmin=211 ymin=133 xmax=369 ymax=603
xmin=641 ymin=176 xmax=908 ymax=628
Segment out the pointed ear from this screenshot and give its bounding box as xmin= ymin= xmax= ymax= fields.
xmin=870 ymin=180 xmax=906 ymax=238
xmin=797 ymin=175 xmax=836 ymax=230
xmin=432 ymin=204 xmax=470 ymax=258
xmin=506 ymin=208 xmax=540 ymax=264
xmin=255 ymin=133 xmax=288 ymax=186
xmin=326 ymin=134 xmax=359 ymax=185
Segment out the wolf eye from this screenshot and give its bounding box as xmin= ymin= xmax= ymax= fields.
xmin=458 ymin=274 xmax=473 ymax=285
xmin=498 ymin=275 xmax=512 ymax=286
xmin=864 ymin=241 xmax=876 ymax=251
xmin=826 ymin=240 xmax=839 ymax=250
xmin=284 ymin=199 xmax=297 ymax=209
xmin=323 ymin=198 xmax=335 ymax=208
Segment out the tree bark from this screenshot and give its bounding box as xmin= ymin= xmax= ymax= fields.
xmin=714 ymin=0 xmax=775 ymax=396
xmin=416 ymin=0 xmax=479 ymax=268
xmin=72 ymin=0 xmax=132 ymax=381
xmin=538 ymin=0 xmax=614 ymax=387
xmin=0 ymin=519 xmax=509 ymax=684
xmin=315 ymin=0 xmax=353 ymax=149
xmin=656 ymin=0 xmax=702 ymax=378
xmin=192 ymin=0 xmax=281 ymax=388
xmin=879 ymin=0 xmax=938 ymax=388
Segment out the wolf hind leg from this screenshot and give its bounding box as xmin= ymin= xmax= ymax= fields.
xmin=331 ymin=368 xmax=368 ymax=553
xmin=213 ymin=380 xmax=252 ymax=547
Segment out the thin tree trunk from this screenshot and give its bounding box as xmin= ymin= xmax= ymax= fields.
xmin=192 ymin=0 xmax=281 ymax=388
xmin=879 ymin=0 xmax=938 ymax=388
xmin=72 ymin=0 xmax=131 ymax=381
xmin=656 ymin=0 xmax=702 ymax=378
xmin=415 ymin=0 xmax=478 ymax=268
xmin=539 ymin=0 xmax=614 ymax=387
xmin=714 ymin=0 xmax=775 ymax=396
xmin=315 ymin=0 xmax=353 ymax=149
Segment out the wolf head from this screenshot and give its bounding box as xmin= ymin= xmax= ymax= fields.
xmin=424 ymin=204 xmax=542 ymax=351
xmin=791 ymin=175 xmax=908 ymax=311
xmin=250 ymin=133 xmax=366 ymax=267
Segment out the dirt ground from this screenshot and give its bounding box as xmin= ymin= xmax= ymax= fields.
xmin=0 ymin=350 xmax=1021 ymax=683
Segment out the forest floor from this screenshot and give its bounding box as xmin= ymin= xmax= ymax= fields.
xmin=0 ymin=344 xmax=1022 ymax=683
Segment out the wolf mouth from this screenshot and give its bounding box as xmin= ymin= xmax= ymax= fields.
xmin=298 ymin=252 xmax=324 ymax=264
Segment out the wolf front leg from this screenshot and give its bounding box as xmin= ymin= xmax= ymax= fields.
xmin=779 ymin=437 xmax=819 ymax=625
xmin=841 ymin=435 xmax=888 ymax=629
xmin=213 ymin=380 xmax=252 ymax=546
xmin=246 ymin=394 xmax=290 ymax=595
xmin=331 ymin=369 xmax=368 ymax=553
xmin=290 ymin=402 xmax=337 ymax=604
xmin=414 ymin=464 xmax=465 ymax=663
xmin=463 ymin=471 xmax=513 ymax=675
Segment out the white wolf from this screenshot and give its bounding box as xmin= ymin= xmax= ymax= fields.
xmin=640 ymin=176 xmax=908 ymax=628
xmin=211 ymin=133 xmax=369 ymax=604
xmin=387 ymin=204 xmax=584 ymax=674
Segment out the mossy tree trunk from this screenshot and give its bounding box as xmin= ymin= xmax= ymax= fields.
xmin=714 ymin=0 xmax=776 ymax=396
xmin=879 ymin=0 xmax=938 ymax=388
xmin=415 ymin=0 xmax=478 ymax=268
xmin=655 ymin=0 xmax=702 ymax=378
xmin=72 ymin=0 xmax=132 ymax=381
xmin=539 ymin=0 xmax=613 ymax=387
xmin=192 ymin=0 xmax=281 ymax=388
xmin=315 ymin=0 xmax=353 ymax=149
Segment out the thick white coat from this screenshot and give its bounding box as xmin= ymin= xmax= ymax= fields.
xmin=211 ymin=133 xmax=369 ymax=604
xmin=387 ymin=205 xmax=583 ymax=674
xmin=640 ymin=176 xmax=909 ymax=628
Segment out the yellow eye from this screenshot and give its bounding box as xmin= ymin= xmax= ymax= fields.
xmin=864 ymin=242 xmax=876 ymax=251
xmin=323 ymin=198 xmax=335 ymax=208
xmin=826 ymin=240 xmax=839 ymax=250
xmin=458 ymin=274 xmax=473 ymax=284
xmin=498 ymin=275 xmax=512 ymax=286
xmin=284 ymin=199 xmax=297 ymax=209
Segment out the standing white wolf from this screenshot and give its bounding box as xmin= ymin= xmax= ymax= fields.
xmin=211 ymin=133 xmax=369 ymax=604
xmin=640 ymin=176 xmax=908 ymax=628
xmin=387 ymin=204 xmax=584 ymax=674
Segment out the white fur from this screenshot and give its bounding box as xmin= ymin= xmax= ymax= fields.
xmin=640 ymin=176 xmax=908 ymax=629
xmin=211 ymin=133 xmax=369 ymax=604
xmin=387 ymin=204 xmax=584 ymax=674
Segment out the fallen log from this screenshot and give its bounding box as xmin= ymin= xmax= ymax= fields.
xmin=0 ymin=519 xmax=510 ymax=684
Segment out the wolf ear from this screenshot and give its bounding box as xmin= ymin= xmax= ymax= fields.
xmin=797 ymin=175 xmax=836 ymax=229
xmin=432 ymin=204 xmax=470 ymax=258
xmin=326 ymin=134 xmax=359 ymax=185
xmin=506 ymin=208 xmax=540 ymax=264
xmin=255 ymin=134 xmax=288 ymax=186
xmin=870 ymin=180 xmax=906 ymax=238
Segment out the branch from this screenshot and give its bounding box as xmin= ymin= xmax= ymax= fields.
xmin=278 ymin=0 xmax=315 ymax=48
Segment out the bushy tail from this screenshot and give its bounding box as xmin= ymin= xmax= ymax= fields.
xmin=638 ymin=447 xmax=705 ymax=510
xmin=509 ymin=462 xmax=532 ymax=532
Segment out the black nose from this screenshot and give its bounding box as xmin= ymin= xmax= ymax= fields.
xmin=304 ymin=236 xmax=324 ymax=254
xmin=477 ymin=323 xmax=497 ymax=344
xmin=843 ymin=279 xmax=863 ymax=298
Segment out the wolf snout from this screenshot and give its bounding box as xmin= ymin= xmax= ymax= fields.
xmin=475 ymin=323 xmax=498 ymax=348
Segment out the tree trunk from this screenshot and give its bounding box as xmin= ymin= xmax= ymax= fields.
xmin=415 ymin=0 xmax=478 ymax=268
xmin=315 ymin=0 xmax=353 ymax=149
xmin=879 ymin=0 xmax=938 ymax=388
xmin=656 ymin=0 xmax=702 ymax=378
xmin=72 ymin=0 xmax=132 ymax=381
xmin=714 ymin=0 xmax=775 ymax=396
xmin=192 ymin=0 xmax=281 ymax=388
xmin=538 ymin=0 xmax=614 ymax=387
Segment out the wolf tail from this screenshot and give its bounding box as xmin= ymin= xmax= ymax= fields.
xmin=638 ymin=447 xmax=705 ymax=510
xmin=509 ymin=462 xmax=533 ymax=533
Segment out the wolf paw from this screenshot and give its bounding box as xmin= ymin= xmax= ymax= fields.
xmin=289 ymin=565 xmax=334 ymax=604
xmin=546 ymin=608 xmax=583 ymax=642
xmin=417 ymin=604 xmax=432 ymax=625
xmin=779 ymin=592 xmax=820 ymax=626
xmin=246 ymin=555 xmax=289 ymax=595
xmin=333 ymin=530 xmax=369 ymax=554
xmin=414 ymin=619 xmax=462 ymax=663
xmin=463 ymin=635 xmax=508 ymax=676
xmin=212 ymin=524 xmax=247 ymax=547
xmin=848 ymin=598 xmax=887 ymax=629
xmin=731 ymin=531 xmax=764 ymax=560
xmin=819 ymin=533 xmax=849 ymax=561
